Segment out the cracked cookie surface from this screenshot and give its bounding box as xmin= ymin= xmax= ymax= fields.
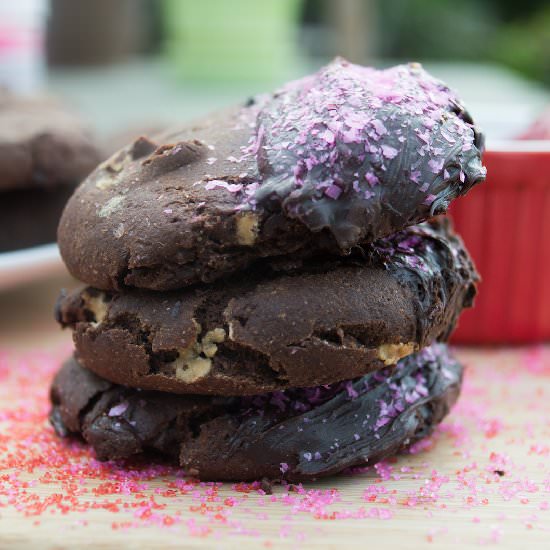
xmin=55 ymin=219 xmax=477 ymax=395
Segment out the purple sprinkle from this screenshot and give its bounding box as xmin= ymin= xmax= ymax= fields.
xmin=428 ymin=159 xmax=444 ymax=174
xmin=108 ymin=401 xmax=128 ymax=417
xmin=381 ymin=144 xmax=398 ymax=159
xmin=416 ymin=130 xmax=430 ymax=144
xmin=365 ymin=172 xmax=379 ymax=186
xmin=270 ymin=392 xmax=289 ymax=411
xmin=251 ymin=124 xmax=265 ymax=155
xmin=394 ymin=400 xmax=405 ymax=413
xmin=280 ymin=462 xmax=289 ymax=474
xmin=410 ymin=170 xmax=421 ymax=183
xmin=372 ymin=119 xmax=387 ymax=136
xmin=416 ymin=383 xmax=429 ymax=397
xmin=423 ymin=193 xmax=436 ymax=206
xmin=441 ymin=132 xmax=456 ymax=144
xmin=344 ymin=381 xmax=359 ymax=399
xmin=375 ymin=416 xmax=391 ymax=429
xmin=321 ymin=128 xmax=335 ymax=144
xmin=324 ymin=184 xmax=343 ymax=200
xmin=205 ymin=180 xmax=243 ymax=193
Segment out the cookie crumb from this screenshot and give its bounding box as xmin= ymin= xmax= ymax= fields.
xmin=378 ymin=342 xmax=417 ymax=366
xmin=236 ymin=212 xmax=259 ymax=246
xmin=260 ymin=478 xmax=273 ymax=495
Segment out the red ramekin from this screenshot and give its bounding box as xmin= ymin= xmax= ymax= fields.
xmin=450 ymin=141 xmax=550 ymax=344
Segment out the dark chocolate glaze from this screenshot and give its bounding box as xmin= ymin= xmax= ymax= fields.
xmin=49 ymin=344 xmax=463 ymax=482
xmin=251 ymin=59 xmax=486 ymax=248
xmin=55 ymin=218 xmax=477 ymax=395
xmin=58 ymin=59 xmax=484 ymax=291
xmin=372 ymin=217 xmax=478 ymax=344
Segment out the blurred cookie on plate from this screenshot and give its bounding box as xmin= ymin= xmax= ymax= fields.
xmin=0 ymin=90 xmax=100 ymax=252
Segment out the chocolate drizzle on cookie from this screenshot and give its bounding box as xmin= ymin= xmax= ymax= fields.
xmin=50 ymin=344 xmax=462 ymax=481
xmin=244 ymin=58 xmax=485 ymax=248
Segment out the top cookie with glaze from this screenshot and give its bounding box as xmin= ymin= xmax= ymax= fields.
xmin=58 ymin=59 xmax=485 ymax=291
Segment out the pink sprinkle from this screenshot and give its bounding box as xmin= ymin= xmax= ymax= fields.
xmin=523 ymin=347 xmax=550 ymax=376
xmin=280 ymin=463 xmax=289 ymax=474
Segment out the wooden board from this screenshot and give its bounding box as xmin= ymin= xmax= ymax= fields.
xmin=0 ymin=281 xmax=549 ymax=549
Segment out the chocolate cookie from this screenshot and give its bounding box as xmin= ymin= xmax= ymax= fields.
xmin=49 ymin=344 xmax=463 ymax=482
xmin=0 ymin=186 xmax=75 ymax=252
xmin=0 ymin=90 xmax=100 ymax=251
xmin=0 ymin=90 xmax=100 ymax=191
xmin=55 ymin=219 xmax=477 ymax=395
xmin=58 ymin=59 xmax=485 ymax=291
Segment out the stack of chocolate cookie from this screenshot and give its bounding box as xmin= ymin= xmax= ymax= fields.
xmin=50 ymin=59 xmax=485 ymax=481
xmin=0 ymin=90 xmax=100 ymax=252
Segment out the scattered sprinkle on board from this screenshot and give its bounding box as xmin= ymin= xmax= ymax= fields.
xmin=0 ymin=343 xmax=549 ymax=549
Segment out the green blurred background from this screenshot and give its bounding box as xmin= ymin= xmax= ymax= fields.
xmin=42 ymin=0 xmax=550 ymax=141
xmin=47 ymin=0 xmax=550 ymax=84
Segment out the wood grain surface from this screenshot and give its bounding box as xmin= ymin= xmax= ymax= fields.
xmin=0 ymin=278 xmax=549 ymax=549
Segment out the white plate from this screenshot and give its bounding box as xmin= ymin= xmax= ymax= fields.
xmin=0 ymin=243 xmax=65 ymax=290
